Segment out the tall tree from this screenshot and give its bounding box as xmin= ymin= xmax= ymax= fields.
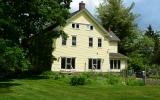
xmin=145 ymin=25 xmax=155 ymax=38
xmin=97 ymin=0 xmax=138 ymax=54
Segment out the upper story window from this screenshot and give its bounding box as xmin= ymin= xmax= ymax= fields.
xmin=98 ymin=38 xmax=102 ymax=47
xmin=87 ymin=25 xmax=94 ymax=30
xmin=89 ymin=37 xmax=93 ymax=47
xmin=62 ymin=37 xmax=67 ymax=46
xmin=72 ymin=36 xmax=77 ymax=46
xmin=72 ymin=23 xmax=79 ymax=29
xmin=110 ymin=60 xmax=120 ymax=70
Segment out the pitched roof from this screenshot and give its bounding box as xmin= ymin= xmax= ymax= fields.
xmin=109 ymin=31 xmax=120 ymax=41
xmin=109 ymin=53 xmax=128 ymax=59
xmin=69 ymin=9 xmax=120 ymax=41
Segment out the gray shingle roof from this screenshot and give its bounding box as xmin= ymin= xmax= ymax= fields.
xmin=109 ymin=53 xmax=128 ymax=59
xmin=109 ymin=31 xmax=120 ymax=41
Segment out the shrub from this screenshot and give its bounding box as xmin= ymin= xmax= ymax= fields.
xmin=127 ymin=77 xmax=145 ymax=86
xmin=106 ymin=74 xmax=123 ymax=85
xmin=70 ymin=75 xmax=86 ymax=86
xmin=0 ymin=39 xmax=30 ymax=77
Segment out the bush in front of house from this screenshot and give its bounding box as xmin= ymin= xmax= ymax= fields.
xmin=70 ymin=75 xmax=86 ymax=86
xmin=127 ymin=77 xmax=145 ymax=86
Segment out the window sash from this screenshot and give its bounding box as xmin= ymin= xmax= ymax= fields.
xmin=89 ymin=38 xmax=93 ymax=47
xmin=88 ymin=59 xmax=101 ymax=69
xmin=72 ymin=36 xmax=76 ymax=46
xmin=72 ymin=23 xmax=79 ymax=29
xmin=98 ymin=38 xmax=102 ymax=47
xmin=62 ymin=37 xmax=67 ymax=45
xmin=110 ymin=59 xmax=121 ymax=69
xmin=61 ymin=57 xmax=75 ymax=69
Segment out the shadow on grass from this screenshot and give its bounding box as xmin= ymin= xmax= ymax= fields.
xmin=0 ymin=79 xmax=21 ymax=94
xmin=25 ymin=75 xmax=49 ymax=80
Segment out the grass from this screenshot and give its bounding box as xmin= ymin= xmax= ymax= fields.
xmin=0 ymin=76 xmax=160 ymax=100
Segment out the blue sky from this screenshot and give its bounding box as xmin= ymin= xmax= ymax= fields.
xmin=70 ymin=0 xmax=160 ymax=30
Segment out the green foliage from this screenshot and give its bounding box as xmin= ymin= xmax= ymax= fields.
xmin=105 ymin=74 xmax=124 ymax=85
xmin=0 ymin=39 xmax=30 ymax=74
xmin=97 ymin=0 xmax=138 ymax=54
xmin=127 ymin=77 xmax=145 ymax=86
xmin=70 ymin=75 xmax=86 ymax=86
xmin=0 ymin=0 xmax=71 ymax=73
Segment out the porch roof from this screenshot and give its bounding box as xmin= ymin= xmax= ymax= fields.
xmin=109 ymin=53 xmax=128 ymax=59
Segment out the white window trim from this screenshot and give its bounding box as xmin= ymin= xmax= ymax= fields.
xmin=98 ymin=38 xmax=102 ymax=48
xmin=72 ymin=23 xmax=80 ymax=29
xmin=89 ymin=58 xmax=101 ymax=70
xmin=61 ymin=57 xmax=75 ymax=69
xmin=110 ymin=59 xmax=121 ymax=70
xmin=89 ymin=37 xmax=93 ymax=47
xmin=72 ymin=35 xmax=77 ymax=46
xmin=86 ymin=25 xmax=94 ymax=30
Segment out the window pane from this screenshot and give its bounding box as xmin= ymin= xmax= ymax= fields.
xmin=72 ymin=36 xmax=76 ymax=46
xmin=88 ymin=59 xmax=92 ymax=69
xmin=93 ymin=59 xmax=97 ymax=64
xmin=110 ymin=60 xmax=113 ymax=69
xmin=97 ymin=59 xmax=101 ymax=69
xmin=118 ymin=60 xmax=120 ymax=69
xmin=90 ymin=26 xmax=93 ymax=30
xmin=62 ymin=37 xmax=66 ymax=45
xmin=98 ymin=38 xmax=102 ymax=47
xmin=61 ymin=57 xmax=66 ymax=69
xmin=67 ymin=58 xmax=71 ymax=63
xmin=76 ymin=24 xmax=79 ymax=29
xmin=89 ymin=38 xmax=93 ymax=47
xmin=72 ymin=24 xmax=75 ymax=28
xmin=114 ymin=60 xmax=117 ymax=69
xmin=72 ymin=58 xmax=75 ymax=69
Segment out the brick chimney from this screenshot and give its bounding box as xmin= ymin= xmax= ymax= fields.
xmin=79 ymin=1 xmax=85 ymax=10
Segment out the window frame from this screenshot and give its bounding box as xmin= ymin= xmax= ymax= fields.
xmin=72 ymin=23 xmax=79 ymax=29
xmin=110 ymin=59 xmax=121 ymax=70
xmin=88 ymin=58 xmax=101 ymax=70
xmin=98 ymin=38 xmax=102 ymax=47
xmin=72 ymin=35 xmax=77 ymax=46
xmin=61 ymin=57 xmax=75 ymax=69
xmin=62 ymin=37 xmax=67 ymax=46
xmin=86 ymin=25 xmax=94 ymax=30
xmin=89 ymin=37 xmax=93 ymax=47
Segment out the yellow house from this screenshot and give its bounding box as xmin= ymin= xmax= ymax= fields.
xmin=52 ymin=1 xmax=127 ymax=72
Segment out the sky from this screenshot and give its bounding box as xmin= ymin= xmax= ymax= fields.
xmin=70 ymin=0 xmax=160 ymax=30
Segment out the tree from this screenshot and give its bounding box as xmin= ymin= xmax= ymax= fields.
xmin=0 ymin=0 xmax=71 ymax=72
xmin=97 ymin=0 xmax=138 ymax=54
xmin=145 ymin=25 xmax=155 ymax=38
xmin=0 ymin=39 xmax=30 ymax=77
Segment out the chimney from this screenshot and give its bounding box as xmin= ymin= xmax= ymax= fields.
xmin=79 ymin=1 xmax=85 ymax=10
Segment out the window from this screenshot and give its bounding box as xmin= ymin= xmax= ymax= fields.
xmin=87 ymin=25 xmax=94 ymax=30
xmin=89 ymin=37 xmax=93 ymax=47
xmin=62 ymin=37 xmax=67 ymax=46
xmin=61 ymin=57 xmax=75 ymax=69
xmin=72 ymin=23 xmax=79 ymax=29
xmin=90 ymin=25 xmax=93 ymax=30
xmin=88 ymin=59 xmax=101 ymax=69
xmin=72 ymin=36 xmax=76 ymax=46
xmin=98 ymin=38 xmax=102 ymax=47
xmin=110 ymin=59 xmax=121 ymax=69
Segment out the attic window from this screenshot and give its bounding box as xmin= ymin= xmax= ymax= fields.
xmin=72 ymin=23 xmax=79 ymax=29
xmin=87 ymin=25 xmax=94 ymax=30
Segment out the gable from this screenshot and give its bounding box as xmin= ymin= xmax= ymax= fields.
xmin=66 ymin=9 xmax=110 ymax=39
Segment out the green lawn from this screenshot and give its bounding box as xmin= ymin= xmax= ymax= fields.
xmin=0 ymin=78 xmax=160 ymax=100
